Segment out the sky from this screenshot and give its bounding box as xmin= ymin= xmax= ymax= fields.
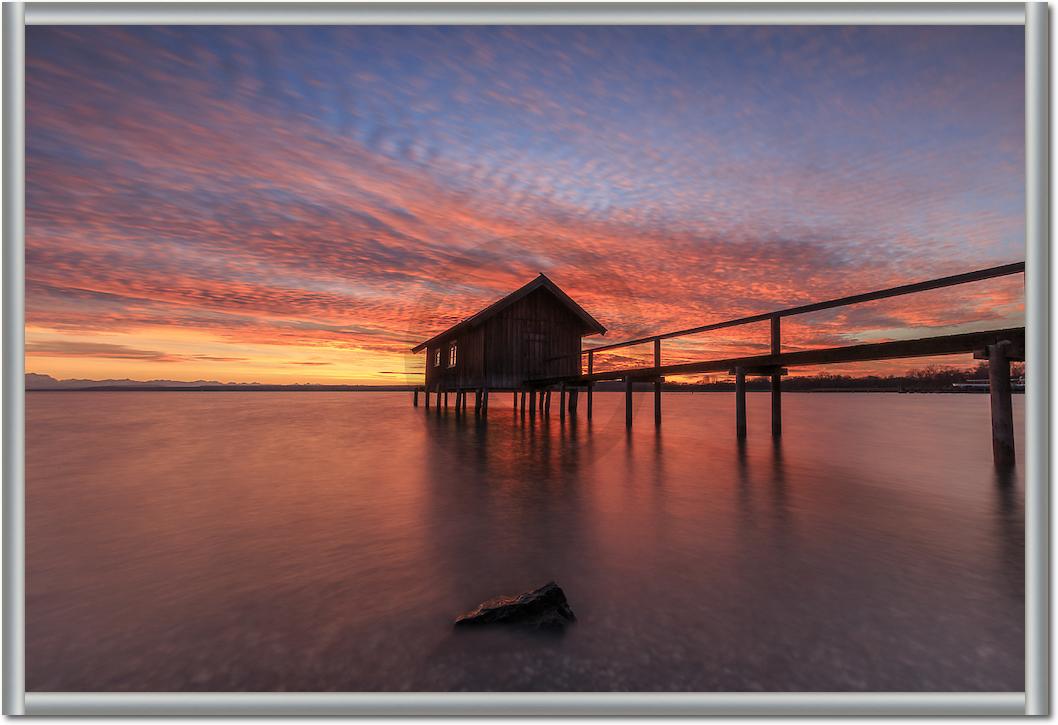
xmin=26 ymin=25 xmax=1025 ymax=384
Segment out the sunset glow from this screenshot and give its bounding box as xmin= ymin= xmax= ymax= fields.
xmin=26 ymin=26 xmax=1024 ymax=384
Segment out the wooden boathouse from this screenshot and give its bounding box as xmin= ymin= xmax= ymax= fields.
xmin=410 ymin=274 xmax=606 ymax=413
xmin=412 ymin=262 xmax=1025 ymax=467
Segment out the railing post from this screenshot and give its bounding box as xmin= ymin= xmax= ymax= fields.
xmin=654 ymin=339 xmax=662 ymax=427
xmin=735 ymin=367 xmax=747 ymax=439
xmin=771 ymin=317 xmax=782 ymax=436
xmin=989 ymin=342 xmax=1015 ymax=466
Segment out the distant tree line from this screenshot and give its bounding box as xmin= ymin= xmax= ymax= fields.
xmin=653 ymin=361 xmax=1026 ymax=393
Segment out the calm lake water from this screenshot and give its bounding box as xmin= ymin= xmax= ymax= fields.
xmin=26 ymin=391 xmax=1024 ymax=692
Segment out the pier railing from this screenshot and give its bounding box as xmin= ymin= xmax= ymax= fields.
xmin=574 ymin=262 xmax=1025 ymax=378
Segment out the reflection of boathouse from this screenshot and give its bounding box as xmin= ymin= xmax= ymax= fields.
xmin=411 ymin=274 xmax=606 ymax=395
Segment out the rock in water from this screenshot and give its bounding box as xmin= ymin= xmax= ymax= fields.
xmin=454 ymin=582 xmax=576 ymax=629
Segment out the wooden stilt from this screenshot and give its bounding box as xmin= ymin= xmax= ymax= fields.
xmin=424 ymin=388 xmax=430 ymax=409
xmin=413 ymin=389 xmax=419 ymax=407
xmin=560 ymin=384 xmax=566 ymax=421
xmin=735 ymin=368 xmax=747 ymax=439
xmin=587 ymin=351 xmax=594 ymax=421
xmin=529 ymin=389 xmax=537 ymax=414
xmin=482 ymin=387 xmax=489 ymax=415
xmin=520 ymin=390 xmax=526 ymax=414
xmin=625 ymin=376 xmax=633 ymax=428
xmin=474 ymin=388 xmax=482 ymax=416
xmin=654 ymin=339 xmax=662 ymax=428
xmin=444 ymin=391 xmax=449 ymax=409
xmin=513 ymin=391 xmax=517 ymax=408
xmin=770 ymin=316 xmax=782 ymax=437
xmin=544 ymin=389 xmax=551 ymax=414
xmin=568 ymin=388 xmax=579 ymax=414
xmin=771 ymin=372 xmax=782 ymax=437
xmin=988 ymin=343 xmax=1015 ymax=466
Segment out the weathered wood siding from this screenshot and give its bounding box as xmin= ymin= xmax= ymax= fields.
xmin=482 ymin=288 xmax=582 ymax=388
xmin=423 ymin=287 xmax=585 ymax=390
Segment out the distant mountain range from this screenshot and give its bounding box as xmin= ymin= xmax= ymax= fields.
xmin=25 ymin=373 xmax=415 ymax=392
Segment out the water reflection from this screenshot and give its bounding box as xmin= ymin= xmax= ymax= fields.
xmin=26 ymin=391 xmax=1024 ymax=692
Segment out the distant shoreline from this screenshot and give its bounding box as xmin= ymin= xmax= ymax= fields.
xmin=26 ymin=386 xmax=1020 ymax=394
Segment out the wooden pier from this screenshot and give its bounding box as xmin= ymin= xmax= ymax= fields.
xmin=414 ymin=262 xmax=1025 ymax=467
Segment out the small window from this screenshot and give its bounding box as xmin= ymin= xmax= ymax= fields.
xmin=434 ymin=349 xmax=441 ymax=367
xmin=448 ymin=343 xmax=458 ymax=367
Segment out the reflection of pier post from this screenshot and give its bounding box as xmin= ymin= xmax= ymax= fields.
xmin=735 ymin=367 xmax=747 ymax=439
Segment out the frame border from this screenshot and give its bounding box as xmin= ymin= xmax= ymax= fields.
xmin=4 ymin=1 xmax=1048 ymax=717
xmin=1024 ymin=0 xmax=1049 ymax=716
xmin=3 ymin=0 xmax=25 ymax=718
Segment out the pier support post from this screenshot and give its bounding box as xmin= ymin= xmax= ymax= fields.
xmin=474 ymin=388 xmax=482 ymax=416
xmin=770 ymin=317 xmax=782 ymax=436
xmin=735 ymin=367 xmax=747 ymax=439
xmin=545 ymin=389 xmax=551 ymax=414
xmin=771 ymin=372 xmax=782 ymax=437
xmin=443 ymin=391 xmax=449 ymax=409
xmin=587 ymin=351 xmax=595 ymax=421
xmin=988 ymin=343 xmax=1016 ymax=467
xmin=413 ymin=388 xmax=419 ymax=407
xmin=625 ymin=376 xmax=634 ymax=428
xmin=529 ymin=390 xmax=537 ymax=414
xmin=654 ymin=339 xmax=662 ymax=427
xmin=560 ymin=384 xmax=566 ymax=421
xmin=482 ymin=387 xmax=488 ymax=415
xmin=424 ymin=388 xmax=430 ymax=409
xmin=513 ymin=391 xmax=517 ymax=408
xmin=568 ymin=388 xmax=579 ymax=414
xmin=519 ymin=390 xmax=526 ymax=414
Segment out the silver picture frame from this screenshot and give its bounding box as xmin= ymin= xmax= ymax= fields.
xmin=2 ymin=1 xmax=1049 ymax=716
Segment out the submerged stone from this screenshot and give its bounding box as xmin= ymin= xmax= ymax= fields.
xmin=454 ymin=582 xmax=576 ymax=629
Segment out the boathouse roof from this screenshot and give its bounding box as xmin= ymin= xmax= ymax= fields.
xmin=411 ymin=274 xmax=606 ymax=353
